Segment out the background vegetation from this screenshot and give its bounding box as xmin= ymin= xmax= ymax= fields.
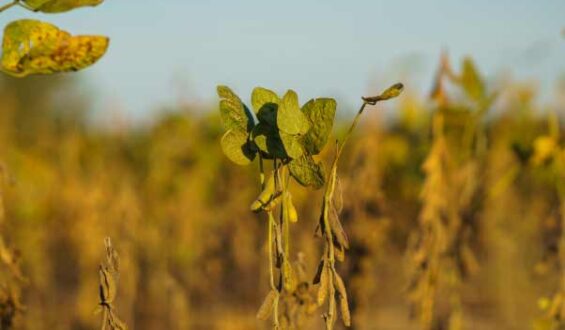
xmin=0 ymin=60 xmax=564 ymax=329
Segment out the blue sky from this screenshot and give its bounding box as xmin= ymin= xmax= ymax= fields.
xmin=1 ymin=0 xmax=564 ymax=120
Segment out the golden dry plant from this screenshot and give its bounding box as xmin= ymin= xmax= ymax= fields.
xmin=407 ymin=54 xmax=495 ymax=330
xmin=531 ymin=113 xmax=565 ymax=330
xmin=217 ymin=83 xmax=403 ymax=329
xmin=0 ymin=165 xmax=25 ymax=329
xmin=96 ymin=237 xmax=127 ymax=330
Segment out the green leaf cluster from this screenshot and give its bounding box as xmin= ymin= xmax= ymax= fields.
xmin=217 ymin=86 xmax=337 ymax=189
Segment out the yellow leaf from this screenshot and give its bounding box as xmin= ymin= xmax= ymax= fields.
xmin=1 ymin=19 xmax=109 ymax=77
xmin=23 ymin=0 xmax=103 ymax=13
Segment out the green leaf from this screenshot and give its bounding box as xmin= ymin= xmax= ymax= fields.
xmin=23 ymin=0 xmax=103 ymax=13
xmin=1 ymin=19 xmax=109 ymax=77
xmin=252 ymin=123 xmax=287 ymax=159
xmin=289 ymin=155 xmax=325 ymax=189
xmin=221 ymin=129 xmax=256 ymax=166
xmin=301 ymin=98 xmax=336 ymax=155
xmin=460 ymin=57 xmax=485 ymax=102
xmin=277 ymin=90 xmax=310 ymax=135
xmin=217 ymin=85 xmax=254 ymax=132
xmin=251 ymin=87 xmax=280 ymax=113
xmin=280 ymin=131 xmax=304 ymax=159
xmin=256 ymin=103 xmax=278 ymax=127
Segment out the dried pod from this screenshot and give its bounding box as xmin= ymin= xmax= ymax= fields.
xmin=250 ymin=171 xmax=280 ymax=212
xmin=287 ymin=193 xmax=298 ymax=223
xmin=98 ymin=266 xmax=114 ymax=304
xmin=335 ymin=244 xmax=345 ymax=263
xmin=334 ymin=272 xmax=351 ymax=327
xmin=283 ymin=259 xmax=297 ymax=292
xmin=329 ymin=204 xmax=349 ymax=249
xmin=257 ymin=290 xmax=278 ymax=321
xmin=317 ymin=266 xmax=329 ymax=306
xmin=313 ymin=259 xmax=325 ymax=284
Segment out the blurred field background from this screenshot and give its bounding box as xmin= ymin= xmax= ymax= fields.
xmin=0 ymin=64 xmax=563 ymax=329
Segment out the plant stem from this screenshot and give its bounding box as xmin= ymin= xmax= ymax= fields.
xmin=337 ymin=102 xmax=368 ymax=160
xmin=0 ymin=0 xmax=18 ymax=13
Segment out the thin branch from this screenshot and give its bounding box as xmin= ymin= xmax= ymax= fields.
xmin=0 ymin=0 xmax=18 ymax=13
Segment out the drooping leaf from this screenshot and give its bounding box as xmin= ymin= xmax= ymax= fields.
xmin=252 ymin=123 xmax=287 ymax=159
xmin=289 ymin=155 xmax=325 ymax=189
xmin=460 ymin=57 xmax=485 ymax=102
xmin=280 ymin=131 xmax=304 ymax=159
xmin=301 ymin=98 xmax=337 ymax=155
xmin=23 ymin=0 xmax=103 ymax=13
xmin=220 ymin=129 xmax=256 ymax=166
xmin=277 ymin=90 xmax=310 ymax=135
xmin=251 ymin=87 xmax=280 ymax=113
xmin=1 ymin=19 xmax=109 ymax=77
xmin=217 ymin=85 xmax=254 ymax=132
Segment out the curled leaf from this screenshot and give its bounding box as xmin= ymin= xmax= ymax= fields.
xmin=362 ymin=83 xmax=404 ymax=104
xmin=1 ymin=19 xmax=109 ymax=77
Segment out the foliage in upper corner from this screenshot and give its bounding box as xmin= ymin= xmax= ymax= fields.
xmin=21 ymin=0 xmax=103 ymax=13
xmin=0 ymin=19 xmax=109 ymax=77
xmin=217 ymin=85 xmax=336 ymax=189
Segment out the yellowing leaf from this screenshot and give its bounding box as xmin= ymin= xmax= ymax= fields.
xmin=277 ymin=90 xmax=310 ymax=135
xmin=23 ymin=0 xmax=103 ymax=13
xmin=251 ymin=87 xmax=280 ymax=113
xmin=1 ymin=19 xmax=109 ymax=77
xmin=289 ymin=155 xmax=325 ymax=189
xmin=221 ymin=129 xmax=256 ymax=166
xmin=217 ymin=85 xmax=255 ymax=132
xmin=302 ymin=98 xmax=336 ymax=155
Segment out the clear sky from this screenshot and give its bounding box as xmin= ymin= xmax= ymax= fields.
xmin=1 ymin=0 xmax=564 ymax=120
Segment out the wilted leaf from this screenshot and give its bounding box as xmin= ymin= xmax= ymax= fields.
xmin=302 ymin=98 xmax=336 ymax=155
xmin=1 ymin=19 xmax=109 ymax=77
xmin=277 ymin=90 xmax=310 ymax=135
xmin=252 ymin=87 xmax=280 ymax=113
xmin=221 ymin=129 xmax=256 ymax=166
xmin=289 ymin=155 xmax=325 ymax=189
xmin=217 ymin=85 xmax=254 ymax=132
xmin=257 ymin=290 xmax=278 ymax=321
xmin=23 ymin=0 xmax=103 ymax=13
